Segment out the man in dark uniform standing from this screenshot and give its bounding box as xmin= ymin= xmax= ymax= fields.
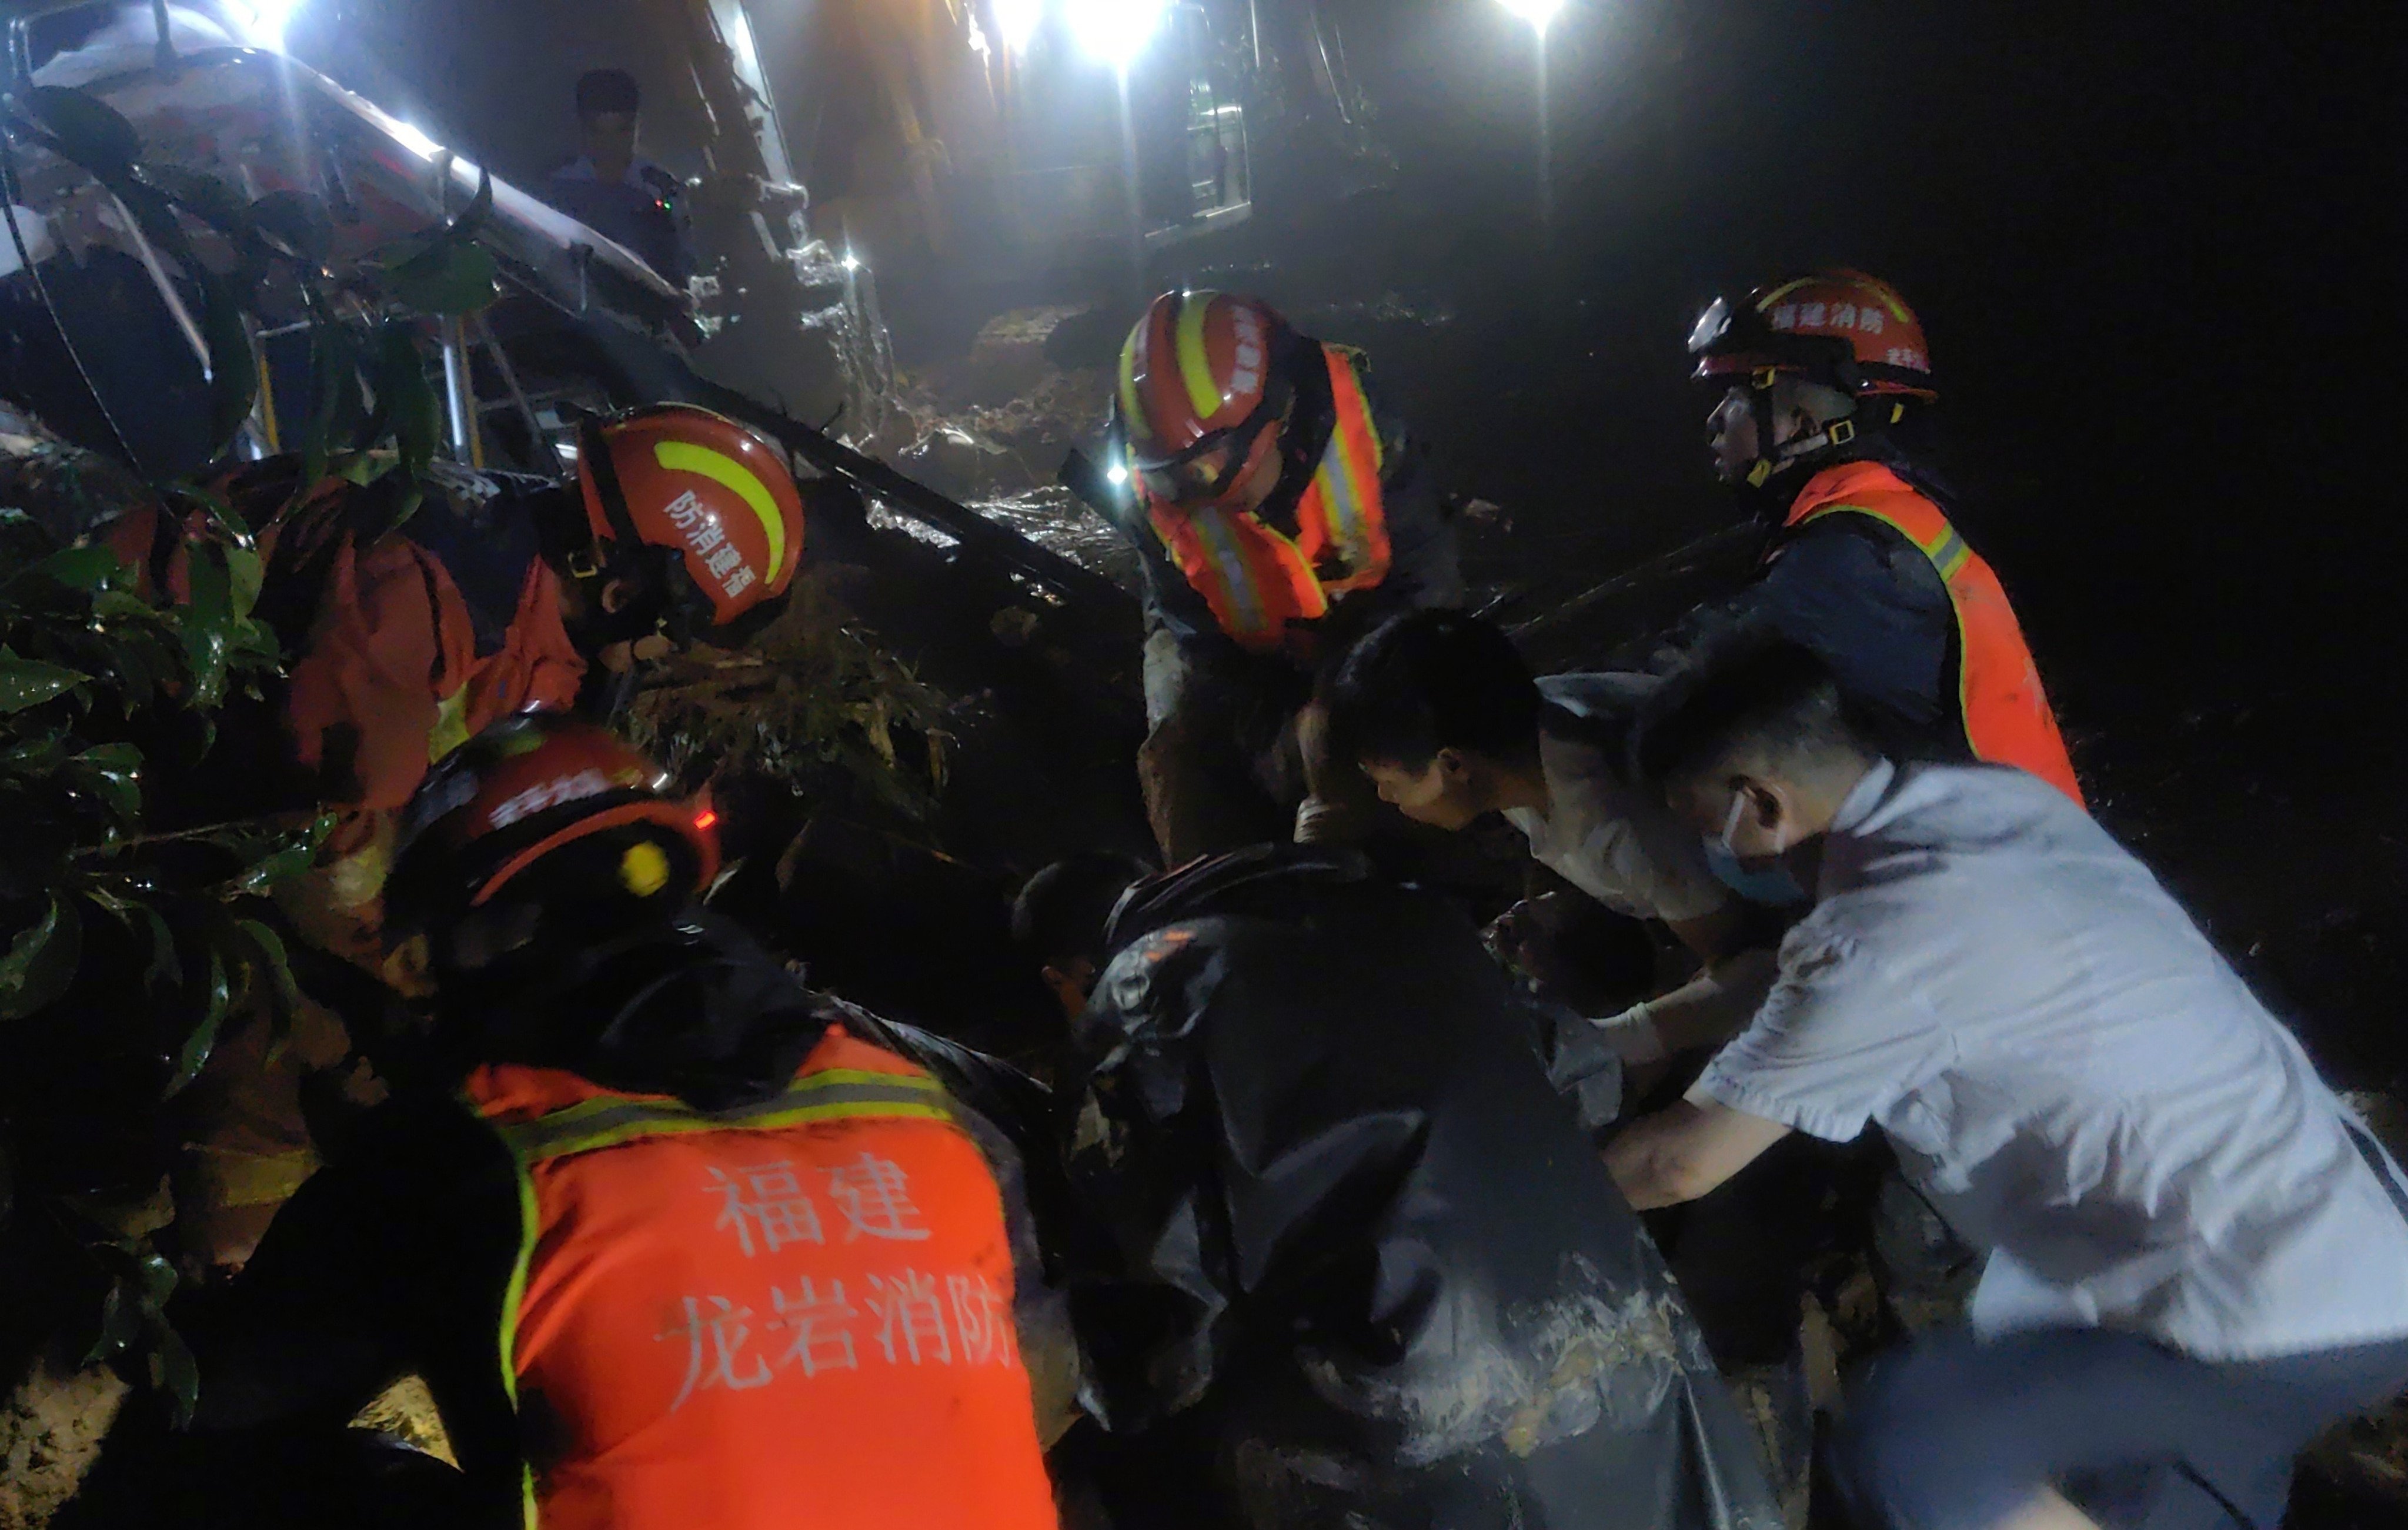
xmin=545 ymin=69 xmax=697 ymax=289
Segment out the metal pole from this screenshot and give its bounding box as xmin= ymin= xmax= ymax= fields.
xmin=1117 ymin=65 xmax=1145 ymax=308
xmin=470 ymin=310 xmax=546 ymax=463
xmin=106 ymin=193 xmax=212 ymax=379
xmin=1536 ymin=31 xmax=1552 ymax=238
xmin=439 ymin=315 xmax=479 ymax=466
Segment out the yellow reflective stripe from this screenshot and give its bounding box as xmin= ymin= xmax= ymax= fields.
xmin=490 ymin=1069 xmax=950 ymax=1165
xmin=508 ymin=1095 xmax=954 ymax=1164
xmin=1175 ymin=297 xmax=1223 ymax=420
xmin=428 ymin=686 xmax=471 ymax=763
xmin=652 ymin=442 xmax=786 ymax=579
xmin=1757 ymin=275 xmax=1821 ymax=311
xmin=1799 ymin=503 xmax=1969 ymax=582
xmin=476 ymin=1112 xmax=540 ymax=1530
xmin=1118 ymin=327 xmax=1147 ymax=430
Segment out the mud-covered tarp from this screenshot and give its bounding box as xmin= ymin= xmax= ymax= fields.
xmin=1061 ymin=846 xmax=1783 ymax=1530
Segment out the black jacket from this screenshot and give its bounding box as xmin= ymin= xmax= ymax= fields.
xmin=1661 ymin=447 xmax=1962 ymax=761
xmin=1062 ymin=846 xmax=1782 ymax=1530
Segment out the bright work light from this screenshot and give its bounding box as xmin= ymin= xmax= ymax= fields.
xmin=1498 ymin=0 xmax=1565 ymax=30
xmin=1063 ymin=0 xmax=1165 ymax=68
xmin=994 ymin=0 xmax=1044 ymax=55
xmin=238 ymin=0 xmax=303 ymax=49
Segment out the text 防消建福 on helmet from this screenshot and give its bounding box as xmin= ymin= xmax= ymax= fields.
xmin=574 ymin=403 xmax=807 ymax=634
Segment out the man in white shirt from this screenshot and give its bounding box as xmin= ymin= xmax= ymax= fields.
xmin=1608 ymin=638 xmax=2408 ymax=1530
xmin=1330 ymin=611 xmax=1780 ymax=1065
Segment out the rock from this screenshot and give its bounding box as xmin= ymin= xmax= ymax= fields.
xmin=0 ymin=1348 xmax=131 ymax=1530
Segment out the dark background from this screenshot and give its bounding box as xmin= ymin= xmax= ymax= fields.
xmin=1138 ymin=0 xmax=2404 ymax=1085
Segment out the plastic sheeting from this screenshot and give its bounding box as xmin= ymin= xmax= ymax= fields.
xmin=1061 ymin=844 xmax=1785 ymax=1529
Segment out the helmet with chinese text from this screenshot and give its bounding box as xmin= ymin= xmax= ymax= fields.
xmin=1688 ymin=270 xmax=1937 ymax=400
xmin=386 ymin=711 xmax=720 ymax=942
xmin=576 ymin=404 xmax=806 ymax=630
xmin=1116 ymin=290 xmax=1301 ymax=510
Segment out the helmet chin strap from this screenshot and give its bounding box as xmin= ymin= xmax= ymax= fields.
xmin=1744 ymin=371 xmax=1871 ymax=489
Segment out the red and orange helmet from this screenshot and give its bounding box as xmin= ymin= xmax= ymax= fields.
xmin=387 ymin=711 xmax=719 ymax=934
xmin=1116 ymin=290 xmax=1298 ymax=507
xmin=576 ymin=404 xmax=806 ymax=631
xmin=1689 ymin=270 xmax=1937 ymax=400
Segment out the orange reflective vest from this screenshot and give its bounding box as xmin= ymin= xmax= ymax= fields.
xmin=460 ymin=1028 xmax=1058 ymax=1530
xmin=1144 ymin=346 xmax=1392 ymax=654
xmin=1782 ymin=460 xmax=2084 ymax=806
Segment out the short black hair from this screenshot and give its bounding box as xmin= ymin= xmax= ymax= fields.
xmin=576 ymin=69 xmax=643 ymax=118
xmin=1011 ymin=852 xmax=1152 ymax=970
xmin=1324 ymin=610 xmax=1543 ymax=770
xmin=1633 ymin=635 xmax=1872 ymax=788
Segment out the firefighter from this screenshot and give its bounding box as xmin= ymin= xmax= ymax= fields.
xmin=1057 ymin=842 xmax=1782 ymax=1530
xmin=112 ymin=403 xmax=806 ymax=1267
xmin=1681 ymin=270 xmax=2082 ymax=816
xmin=183 ymin=714 xmax=1060 ymax=1530
xmin=1109 ymin=289 xmax=1464 ymax=863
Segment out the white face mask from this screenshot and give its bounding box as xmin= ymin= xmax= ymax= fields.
xmin=1718 ymin=787 xmax=1791 ymax=859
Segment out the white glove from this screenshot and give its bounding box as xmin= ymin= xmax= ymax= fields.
xmin=1592 ymin=1001 xmax=1667 ymax=1066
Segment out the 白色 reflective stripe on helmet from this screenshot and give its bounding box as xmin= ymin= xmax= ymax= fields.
xmin=652 ymin=441 xmax=786 ymax=579
xmin=486 ymin=1068 xmax=952 ymax=1165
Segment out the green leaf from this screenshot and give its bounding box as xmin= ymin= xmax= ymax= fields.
xmin=224 ymin=544 xmax=264 ymax=623
xmin=0 ymin=893 xmax=82 ymax=1021
xmin=234 ymin=918 xmax=304 ymax=1017
xmin=6 ymin=544 xmax=123 ymax=594
xmin=148 ymin=1315 xmax=199 ymax=1429
xmin=136 ymin=1250 xmax=178 ymax=1307
xmin=26 ymin=87 xmax=142 ymax=181
xmin=233 ymin=833 xmax=319 ymax=895
xmin=181 ymin=543 xmax=236 ymax=709
xmin=137 ymin=904 xmax=181 ymax=993
xmin=166 ymin=947 xmax=229 ymax=1097
xmin=0 ymin=727 xmax=69 ymax=777
xmin=382 ymin=239 xmax=501 ymax=316
xmin=65 ymin=741 xmax=142 ymax=823
xmin=0 ymin=648 xmax=90 ymax=713
xmin=81 ymin=1282 xmax=139 ymax=1368
xmin=374 ymin=322 xmax=437 ymax=511
xmin=199 ymin=271 xmax=262 ymax=457
xmin=299 ymin=318 xmax=365 ymax=492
